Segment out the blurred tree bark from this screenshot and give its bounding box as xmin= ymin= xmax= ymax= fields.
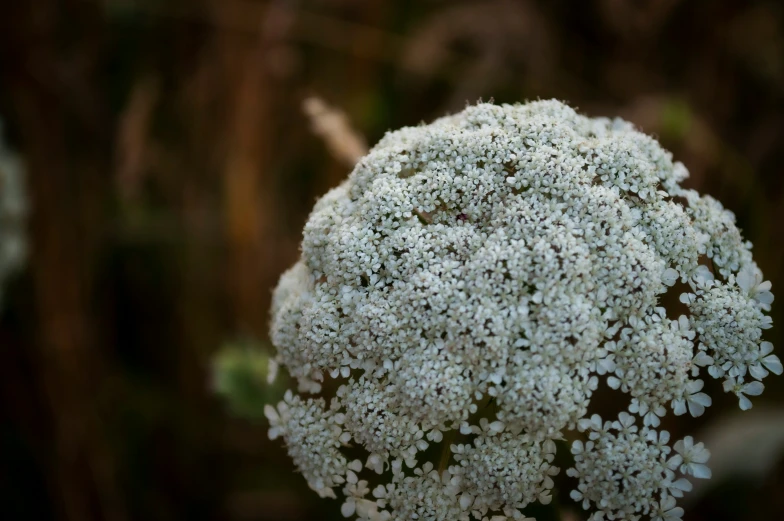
xmin=212 ymin=0 xmax=294 ymax=335
xmin=0 ymin=2 xmax=125 ymax=521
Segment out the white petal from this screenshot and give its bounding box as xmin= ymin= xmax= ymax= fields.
xmin=762 ymin=355 xmax=783 ymax=376
xmin=687 ymin=400 xmax=705 ymax=418
xmin=693 ymin=352 xmax=713 ymax=366
xmin=671 ymin=399 xmax=687 ymax=416
xmin=264 ymin=404 xmax=280 ymax=422
xmin=736 ymin=265 xmax=756 ymax=292
xmin=678 ymin=314 xmax=690 ymax=330
xmin=667 ymin=454 xmax=684 ymax=470
xmin=662 ymin=268 xmax=679 ymax=286
xmin=755 ymin=291 xmax=774 ymax=306
xmin=695 ymin=265 xmax=715 ymax=283
xmin=459 ymin=493 xmax=474 ymax=510
xmin=749 ymin=364 xmax=769 ymax=380
xmin=743 ymin=381 xmax=765 ymax=396
xmin=488 ymin=421 xmax=505 ymax=433
xmin=690 ymin=392 xmax=712 ymax=407
xmin=341 ymin=500 xmax=356 ymax=517
xmin=690 ymin=463 xmax=712 ymax=479
xmin=598 ymin=358 xmax=616 ymax=374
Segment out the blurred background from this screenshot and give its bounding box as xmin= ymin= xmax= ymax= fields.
xmin=1 ymin=1 xmax=783 ymax=520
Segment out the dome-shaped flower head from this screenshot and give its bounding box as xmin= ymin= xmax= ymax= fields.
xmin=268 ymin=100 xmax=777 ymax=521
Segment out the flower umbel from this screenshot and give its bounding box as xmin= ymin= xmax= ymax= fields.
xmin=267 ymin=100 xmax=776 ymax=520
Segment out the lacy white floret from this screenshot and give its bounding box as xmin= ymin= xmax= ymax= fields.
xmin=268 ymin=100 xmax=777 ymax=520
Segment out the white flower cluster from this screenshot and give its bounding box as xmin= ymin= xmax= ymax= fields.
xmin=0 ymin=120 xmax=27 ymax=306
xmin=568 ymin=413 xmax=706 ymax=521
xmin=268 ymin=100 xmax=778 ymax=520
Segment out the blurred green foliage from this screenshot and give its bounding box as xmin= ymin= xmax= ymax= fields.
xmin=213 ymin=341 xmax=281 ymax=421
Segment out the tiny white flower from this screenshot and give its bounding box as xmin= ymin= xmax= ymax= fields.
xmin=652 ymin=496 xmax=684 ymax=521
xmin=671 ymin=380 xmax=711 ymax=417
xmin=666 ymin=477 xmax=693 ymax=498
xmin=737 ymin=264 xmax=774 ymax=311
xmin=723 ymin=377 xmax=764 ymax=410
xmin=749 ymin=341 xmax=782 ymax=380
xmin=671 ymin=436 xmax=711 ymax=479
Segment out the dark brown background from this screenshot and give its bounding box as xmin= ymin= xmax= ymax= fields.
xmin=0 ymin=1 xmax=782 ymax=520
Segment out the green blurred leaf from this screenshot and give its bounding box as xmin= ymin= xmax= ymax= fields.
xmin=212 ymin=340 xmax=279 ymax=421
